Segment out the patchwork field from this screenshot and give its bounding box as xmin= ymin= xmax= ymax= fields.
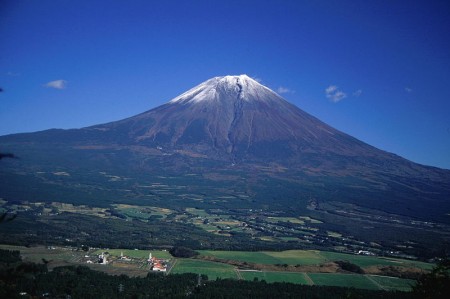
xmin=0 ymin=245 xmax=424 ymax=291
xmin=199 ymin=249 xmax=432 ymax=269
xmin=172 ymin=259 xmax=415 ymax=291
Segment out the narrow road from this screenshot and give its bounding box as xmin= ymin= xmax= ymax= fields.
xmin=167 ymin=259 xmax=177 ymax=274
xmin=366 ymin=275 xmax=386 ymax=290
xmin=303 ymin=273 xmax=314 ymax=285
xmin=235 ymin=268 xmax=243 ymax=280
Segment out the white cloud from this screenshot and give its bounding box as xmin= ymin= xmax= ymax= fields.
xmin=325 ymin=85 xmax=347 ymax=103
xmin=353 ymin=89 xmax=362 ymax=97
xmin=325 ymin=85 xmax=338 ymax=94
xmin=277 ymin=86 xmax=294 ymax=94
xmin=405 ymin=87 xmax=413 ymax=93
xmin=44 ymin=79 xmax=67 ymax=89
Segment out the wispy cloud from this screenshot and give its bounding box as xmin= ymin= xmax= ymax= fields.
xmin=6 ymin=71 xmax=20 ymax=77
xmin=277 ymin=86 xmax=294 ymax=94
xmin=405 ymin=87 xmax=413 ymax=93
xmin=44 ymin=79 xmax=67 ymax=89
xmin=325 ymin=85 xmax=337 ymax=94
xmin=325 ymin=85 xmax=347 ymax=103
xmin=353 ymin=89 xmax=362 ymax=97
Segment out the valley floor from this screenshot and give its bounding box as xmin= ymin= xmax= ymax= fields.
xmin=0 ymin=244 xmax=424 ymax=292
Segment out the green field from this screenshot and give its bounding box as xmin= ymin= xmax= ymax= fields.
xmin=319 ymin=251 xmax=433 ymax=270
xmin=199 ymin=250 xmax=284 ymax=264
xmin=200 ymin=249 xmax=432 ymax=269
xmin=239 ymin=271 xmax=414 ymax=291
xmin=240 ymin=271 xmax=311 ymax=284
xmin=171 ymin=259 xmax=237 ymax=280
xmin=368 ymin=275 xmax=415 ymax=291
xmin=264 ymin=250 xmax=326 ymax=265
xmin=308 ymin=273 xmax=379 ymax=290
xmin=199 ymin=250 xmax=326 ymax=265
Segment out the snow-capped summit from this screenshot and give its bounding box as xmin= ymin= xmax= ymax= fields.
xmin=169 ymin=75 xmax=277 ymax=104
xmin=104 ymin=74 xmax=370 ymax=159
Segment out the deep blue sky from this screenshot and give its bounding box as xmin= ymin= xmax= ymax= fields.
xmin=1 ymin=0 xmax=450 ymax=169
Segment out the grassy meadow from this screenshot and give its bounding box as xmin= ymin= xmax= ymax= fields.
xmin=368 ymin=275 xmax=415 ymax=291
xmin=171 ymin=259 xmax=237 ymax=280
xmin=199 ymin=249 xmax=432 ymax=269
xmin=198 ymin=249 xmax=328 ymax=265
xmin=308 ymin=273 xmax=379 ymax=290
xmin=239 ymin=271 xmax=312 ymax=284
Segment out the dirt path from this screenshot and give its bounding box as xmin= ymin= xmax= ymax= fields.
xmin=235 ymin=268 xmax=243 ymax=280
xmin=366 ymin=275 xmax=386 ymax=290
xmin=167 ymin=259 xmax=177 ymax=274
xmin=303 ymin=273 xmax=314 ymax=285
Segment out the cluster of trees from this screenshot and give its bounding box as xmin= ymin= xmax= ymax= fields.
xmin=334 ymin=260 xmax=365 ymax=274
xmin=412 ymin=259 xmax=450 ymax=299
xmin=0 ymin=249 xmax=48 ymax=298
xmin=191 ymin=279 xmax=411 ymax=299
xmin=169 ymin=246 xmax=199 ymax=258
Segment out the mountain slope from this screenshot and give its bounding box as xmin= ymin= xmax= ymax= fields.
xmin=0 ymin=75 xmax=449 ymax=224
xmin=92 ymin=74 xmax=375 ymax=159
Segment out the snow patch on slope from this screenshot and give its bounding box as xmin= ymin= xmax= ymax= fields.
xmin=169 ymin=75 xmax=278 ymax=104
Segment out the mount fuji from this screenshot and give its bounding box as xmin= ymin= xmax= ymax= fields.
xmin=1 ymin=75 xmax=449 ymax=228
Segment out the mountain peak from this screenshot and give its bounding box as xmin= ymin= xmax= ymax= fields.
xmin=169 ymin=74 xmax=276 ymax=105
